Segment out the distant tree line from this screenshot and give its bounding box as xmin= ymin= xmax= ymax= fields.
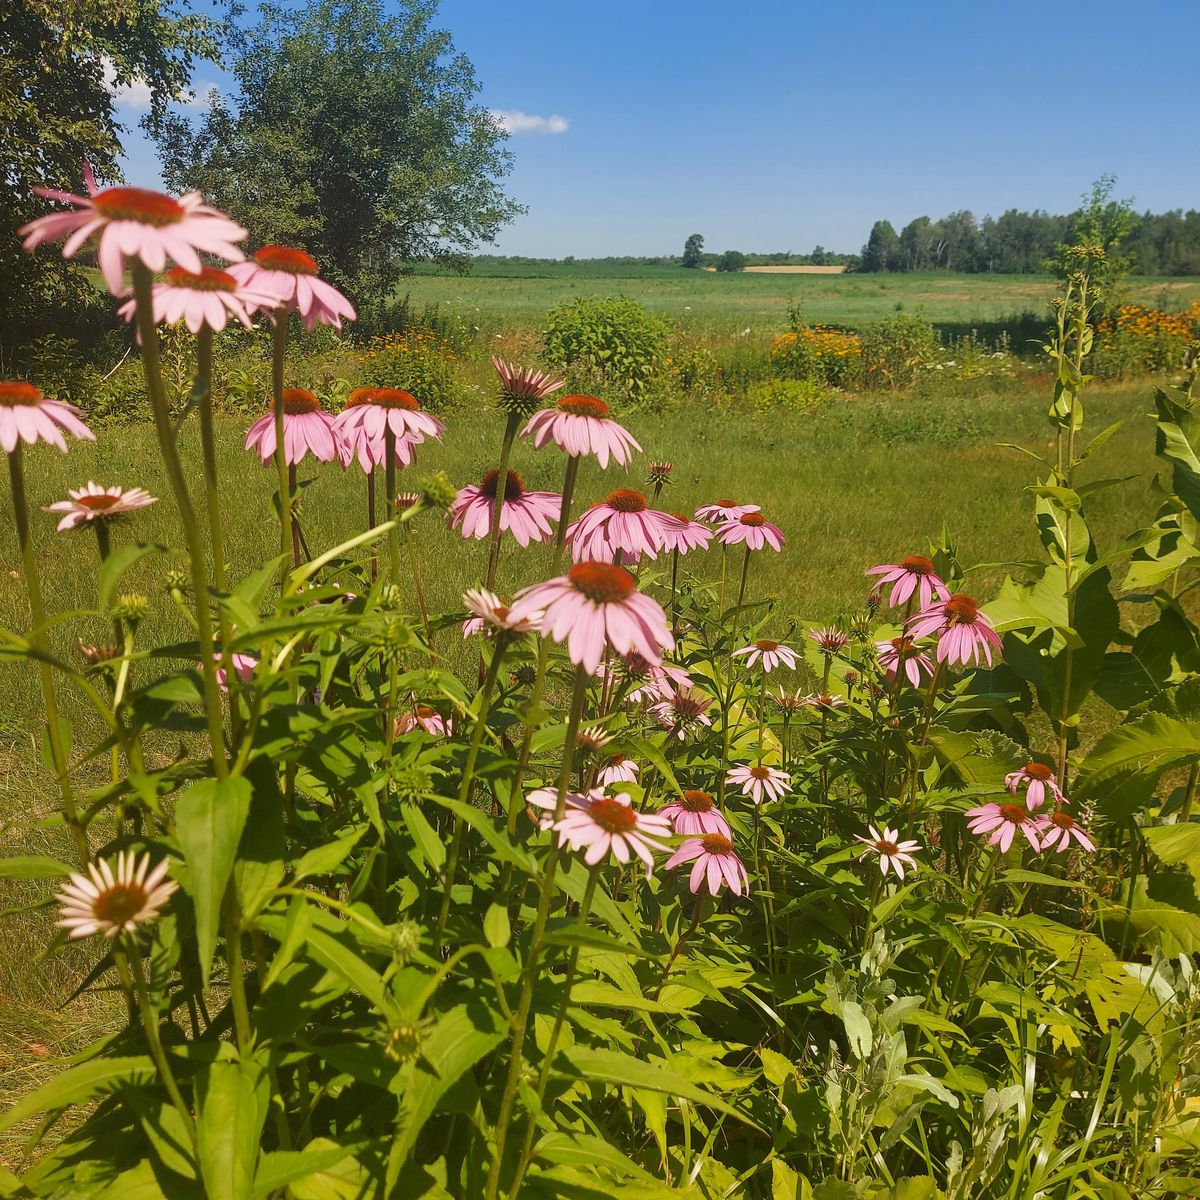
xmin=859 ymin=207 xmax=1200 ymax=275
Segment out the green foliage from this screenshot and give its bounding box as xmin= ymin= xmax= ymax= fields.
xmin=542 ymin=295 xmax=668 ymax=402
xmin=357 ymin=328 xmax=460 ymax=410
xmin=858 ymin=311 xmax=940 ymax=389
xmin=715 ymin=249 xmax=747 ymax=273
xmin=681 ymin=233 xmax=705 ymax=269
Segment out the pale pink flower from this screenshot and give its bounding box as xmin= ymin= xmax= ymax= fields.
xmin=809 ymin=626 xmax=848 ymax=654
xmin=803 ymin=693 xmax=848 ymax=712
xmin=876 ymin=636 xmax=934 ymax=687
xmin=543 ymin=790 xmax=672 ymax=875
xmin=731 ymin=639 xmax=798 ymax=673
xmin=20 ymin=183 xmax=246 ymax=295
xmin=907 ymin=594 xmax=1003 ymax=668
xmin=213 ymin=651 xmax=258 ymax=692
xmin=649 ymin=686 xmax=713 ymax=740
xmin=521 ymin=393 xmax=642 ymax=468
xmin=244 ymin=389 xmax=348 ymax=467
xmin=449 ymin=470 xmax=561 ymax=547
xmin=56 ymin=851 xmax=177 ymax=939
xmin=461 ymin=588 xmax=541 ymax=637
xmin=509 ymin=562 xmax=673 ymax=676
xmin=600 ymin=651 xmax=691 ymax=704
xmin=770 ymin=689 xmax=806 ymax=714
xmin=598 ymin=753 xmax=640 ymax=786
xmin=726 ymin=764 xmax=792 ymax=805
xmin=334 ymin=387 xmax=445 ymax=472
xmin=660 ymin=513 xmax=713 ymax=555
xmin=116 ymin=266 xmax=276 ymax=334
xmin=966 ymin=802 xmax=1041 ymax=853
xmin=394 ymin=706 xmax=450 ymax=736
xmin=227 ymin=245 xmax=355 ymax=332
xmin=658 ymin=789 xmax=732 ymax=837
xmin=0 ymin=381 xmax=94 ymax=453
xmin=695 ymin=500 xmax=760 ymax=523
xmin=665 ymin=833 xmax=749 ymax=896
xmin=44 ymin=482 xmax=156 ymax=531
xmin=525 ymin=786 xmax=593 ymax=829
xmin=716 ymin=512 xmax=785 ymax=552
xmin=565 ymin=489 xmax=678 ymax=563
xmin=855 ymin=825 xmax=922 ymax=878
xmin=492 ymin=357 xmax=565 ymax=414
xmin=866 ymin=555 xmax=948 ymax=610
xmin=574 ymin=726 xmax=613 ymax=759
xmin=1004 ymin=762 xmax=1065 ymax=811
xmin=1035 ymin=810 xmax=1097 ymax=853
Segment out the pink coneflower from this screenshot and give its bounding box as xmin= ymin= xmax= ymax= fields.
xmin=908 ymin=594 xmax=1003 ymax=668
xmin=20 ymin=184 xmax=246 ymax=295
xmin=855 ymin=825 xmax=922 ymax=878
xmin=43 ymin=482 xmax=156 ymax=531
xmin=716 ymin=512 xmax=785 ymax=552
xmin=770 ymin=689 xmax=805 ymax=714
xmin=546 ymin=791 xmax=672 ymax=875
xmin=1005 ymin=762 xmax=1065 ymax=811
xmin=521 ymin=393 xmax=642 ymax=468
xmin=449 ymin=470 xmax=561 ymax=547
xmin=394 ymin=706 xmax=450 ymax=736
xmin=116 ymin=266 xmax=275 ymax=334
xmin=726 ymin=764 xmax=792 ymax=805
xmin=213 ymin=651 xmax=257 ymax=692
xmin=565 ymin=489 xmax=677 ymax=563
xmin=1036 ymin=810 xmax=1097 ymax=853
xmin=731 ymin=639 xmax=798 ymax=673
xmin=598 ymin=753 xmax=640 ymax=786
xmin=876 ymin=637 xmax=934 ymax=687
xmin=334 ymin=387 xmax=445 ymax=472
xmin=461 ymin=588 xmax=541 ymax=637
xmin=649 ymin=685 xmax=713 ymax=740
xmin=695 ymin=500 xmax=760 ymax=523
xmin=245 ymin=388 xmax=348 ymax=467
xmin=966 ymin=802 xmax=1041 ymax=852
xmin=491 ymin=357 xmax=565 ymax=415
xmin=600 ymin=651 xmax=691 ymax=704
xmin=660 ymin=513 xmax=713 ymax=555
xmin=659 ymin=789 xmax=732 ymax=837
xmin=56 ymin=851 xmax=177 ymax=939
xmin=227 ymin=245 xmax=355 ymax=332
xmin=810 ymin=626 xmax=848 ymax=654
xmin=647 ymin=462 xmax=673 ymax=489
xmin=0 ymin=381 xmax=94 ymax=453
xmin=803 ymin=693 xmax=848 ymax=712
xmin=525 ymin=785 xmax=593 ymax=829
xmin=867 ymin=555 xmax=948 ymax=610
xmin=574 ymin=726 xmax=613 ymax=759
xmin=665 ymin=833 xmax=749 ymax=896
xmin=509 ymin=562 xmax=672 ymax=676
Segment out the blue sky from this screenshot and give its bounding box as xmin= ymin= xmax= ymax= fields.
xmin=117 ymin=0 xmax=1200 ymax=258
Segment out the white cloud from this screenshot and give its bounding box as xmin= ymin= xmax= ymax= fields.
xmin=102 ymin=58 xmax=218 ymax=112
xmin=489 ymin=108 xmax=569 ymax=136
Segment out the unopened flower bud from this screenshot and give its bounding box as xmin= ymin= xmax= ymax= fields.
xmin=646 ymin=461 xmax=673 ymax=487
xmin=163 ymin=567 xmax=188 ymax=594
xmin=385 ymin=1023 xmax=422 ymax=1063
xmin=418 ymin=470 xmax=456 ymax=514
xmin=113 ymin=593 xmax=149 ymax=625
xmin=390 ymin=919 xmax=422 ymax=965
xmin=378 ymin=583 xmax=403 ymax=611
xmin=77 ymin=639 xmax=120 ymax=667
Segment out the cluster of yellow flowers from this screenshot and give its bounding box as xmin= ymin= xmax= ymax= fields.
xmin=360 ymin=328 xmax=457 ymax=364
xmin=357 ymin=328 xmax=458 ymax=408
xmin=771 ymin=326 xmax=862 ymax=361
xmin=1094 ymin=301 xmax=1200 ymax=377
xmin=1100 ymin=302 xmax=1199 ymax=342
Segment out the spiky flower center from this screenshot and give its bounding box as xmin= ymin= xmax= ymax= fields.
xmin=77 ymin=494 xmax=121 ymax=511
xmin=876 ymin=839 xmax=899 ymax=856
xmin=568 ymin=562 xmax=636 ymax=603
xmin=1024 ymin=762 xmax=1054 ymax=781
xmin=1049 ymin=811 xmax=1076 ymax=830
xmin=92 ymin=187 xmax=184 ymax=226
xmin=255 ymin=245 xmax=319 ymax=274
xmin=890 ymin=637 xmax=917 ymax=654
xmin=671 ymin=690 xmax=708 ymax=718
xmin=740 ymin=513 xmax=765 ymax=527
xmin=559 ymin=394 xmax=608 ymax=418
xmin=749 ymin=766 xmax=772 ymax=781
xmin=714 ymin=499 xmax=737 ymax=507
xmin=700 ymin=833 xmax=733 ymax=854
xmin=607 ymin=753 xmax=628 ymax=766
xmin=1000 ymin=803 xmax=1030 ymax=824
xmin=902 ymin=554 xmax=935 ymax=575
xmin=414 ymin=706 xmax=437 ymax=720
xmin=164 ymin=266 xmax=237 ymax=292
xmin=681 ymin=789 xmax=714 ymax=812
xmin=480 ymin=469 xmax=525 ymax=500
xmin=94 ymin=883 xmax=148 ymax=925
xmin=944 ymin=594 xmax=979 ymax=625
xmin=575 ymin=730 xmax=608 ymax=754
xmin=345 ymin=388 xmax=375 ymax=408
xmin=282 ymin=388 xmax=320 ymax=414
xmin=369 ymin=388 xmax=419 ymax=410
xmin=590 ymin=798 xmax=638 ymax=833
xmin=0 ymin=381 xmax=43 ymax=406
xmin=606 ymin=488 xmax=648 ymax=513
xmin=755 ymin=639 xmax=780 ymax=651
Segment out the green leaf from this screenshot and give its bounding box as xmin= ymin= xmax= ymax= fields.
xmin=253 ymin=1140 xmax=358 ymax=1197
xmin=483 ymin=903 xmax=510 ymax=948
xmin=400 ymin=801 xmax=446 ymax=872
xmin=1143 ymin=823 xmax=1200 ymax=882
xmin=196 ymin=1056 xmax=269 ymax=1200
xmin=99 ymin=543 xmax=164 ymax=610
xmin=840 ymin=1000 xmax=873 ymax=1059
xmin=541 ymin=923 xmax=653 ymax=958
xmin=1075 ymin=713 xmax=1200 ymax=818
xmin=0 ymin=1056 xmax=155 ymax=1132
xmin=293 ymin=827 xmax=366 ymax=883
xmin=534 ymin=1132 xmax=657 ymax=1183
xmin=1156 ymin=387 xmax=1200 ymax=521
xmin=175 ymin=776 xmax=252 ymax=987
xmin=0 ymin=855 xmax=73 ymax=879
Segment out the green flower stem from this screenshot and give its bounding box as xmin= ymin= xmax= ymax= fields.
xmin=861 ymin=869 xmax=884 ymax=951
xmin=405 ymin=523 xmax=434 ymax=654
xmin=485 ymin=666 xmax=588 ymax=1200
xmin=384 ymin=428 xmax=400 ymax=583
xmin=366 ymin=467 xmax=378 ymax=581
xmin=287 ymin=464 xmax=302 ymax=569
xmin=123 ymin=942 xmax=197 ymax=1151
xmin=670 ymin=547 xmax=681 ymax=642
xmin=655 ymin=891 xmax=704 ymax=998
xmin=131 ymin=264 xmax=227 ymax=781
xmin=1181 ymin=763 xmax=1198 ymax=822
xmin=718 ymin=544 xmax=728 ymax=611
xmin=433 ymin=637 xmax=509 ymax=950
xmin=270 ymin=307 xmax=292 ymax=570
xmin=8 ymin=443 xmax=89 ymax=864
xmin=92 ymin=521 xmax=125 ymax=649
xmin=485 ymin=413 xmax=521 ymax=591
xmin=735 ymin=544 xmax=752 ymax=614
xmin=222 ymin=895 xmax=255 ymax=1053
xmin=902 ymin=659 xmax=945 ymax=828
xmin=195 ymin=327 xmax=227 ymax=595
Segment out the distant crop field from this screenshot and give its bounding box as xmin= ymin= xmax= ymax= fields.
xmin=397 ymin=265 xmax=1200 ymax=337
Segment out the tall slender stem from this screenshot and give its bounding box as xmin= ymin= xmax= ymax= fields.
xmin=670 ymin=547 xmax=680 ymax=642
xmin=196 ymin=327 xmax=226 ymax=593
xmin=384 ymin=428 xmax=400 ymax=583
xmin=287 ymin=463 xmax=302 ymax=569
xmin=270 ymin=307 xmax=291 ymax=568
xmin=405 ymin=524 xmax=434 ymax=653
xmin=485 ymin=414 xmax=521 ymax=591
xmin=735 ymin=545 xmax=752 ymax=613
xmin=367 ymin=467 xmax=378 ymax=581
xmin=7 ymin=444 xmax=88 ymax=865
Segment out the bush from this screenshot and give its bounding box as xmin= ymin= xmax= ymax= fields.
xmin=771 ymin=326 xmax=862 ymax=388
xmin=542 ymin=295 xmax=668 ymax=402
xmin=858 ymin=310 xmax=939 ymax=389
xmin=715 ymin=249 xmax=747 ymax=272
xmin=1090 ymin=301 xmax=1200 ymax=379
xmin=357 ymin=327 xmax=461 ymax=410
xmin=742 ymin=376 xmax=826 ymax=414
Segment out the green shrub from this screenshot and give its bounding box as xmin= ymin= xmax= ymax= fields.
xmin=742 ymin=377 xmax=826 ymax=414
xmin=357 ymin=327 xmax=461 ymax=410
xmin=542 ymin=295 xmax=668 ymax=402
xmin=859 ymin=311 xmax=939 ymax=389
xmin=770 ymin=326 xmax=862 ymax=388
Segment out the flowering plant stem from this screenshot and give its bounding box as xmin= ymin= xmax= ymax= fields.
xmin=384 ymin=428 xmax=401 ymax=584
xmin=270 ymin=306 xmax=292 ymax=570
xmin=485 ymin=665 xmax=588 ymax=1200
xmin=485 ymin=413 xmax=521 ymax=590
xmin=7 ymin=443 xmax=89 ymax=865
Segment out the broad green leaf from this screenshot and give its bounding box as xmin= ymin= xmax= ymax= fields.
xmin=483 ymin=903 xmax=510 ymax=948
xmin=293 ymin=826 xmax=366 ymax=883
xmin=542 ymin=923 xmax=652 ymax=958
xmin=1075 ymin=713 xmax=1200 ymax=818
xmin=840 ymin=1000 xmax=873 ymax=1059
xmin=99 ymin=543 xmax=164 ymax=610
xmin=0 ymin=1056 xmax=155 ymax=1132
xmin=1143 ymin=823 xmax=1200 ymax=882
xmin=1156 ymin=387 xmax=1200 ymax=521
xmin=196 ymin=1056 xmax=269 ymax=1200
xmin=175 ymin=776 xmax=252 ymax=987
xmin=400 ymin=801 xmax=445 ymax=871
xmin=253 ymin=1140 xmax=359 ymax=1197
xmin=0 ymin=855 xmax=73 ymax=879
xmin=533 ymin=1131 xmax=657 ymax=1182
